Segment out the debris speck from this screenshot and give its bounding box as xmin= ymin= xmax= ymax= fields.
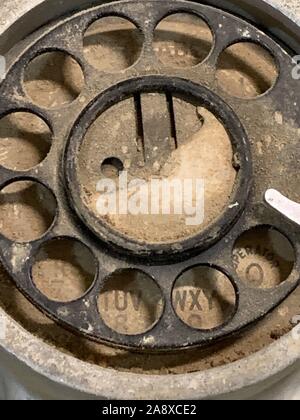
xmin=274 ymin=111 xmax=283 ymax=125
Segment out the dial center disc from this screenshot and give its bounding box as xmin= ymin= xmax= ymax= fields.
xmin=65 ymin=76 xmax=252 ymax=261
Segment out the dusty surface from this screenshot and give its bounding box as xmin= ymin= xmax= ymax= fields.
xmin=172 ymin=266 xmax=236 ymax=330
xmin=77 ymin=16 xmax=235 ymax=244
xmin=83 ymin=17 xmax=143 ymax=72
xmin=216 ymin=42 xmax=278 ymax=98
xmin=0 ymin=260 xmax=300 ymax=374
xmin=233 ymin=227 xmax=295 ymax=289
xmin=79 ymin=101 xmax=236 ymax=243
xmin=0 ymin=12 xmax=299 ymax=375
xmin=24 ymin=52 xmax=84 ymax=108
xmin=0 ymin=180 xmax=56 ymax=242
xmin=98 ymin=269 xmax=164 ymax=335
xmin=32 ymin=239 xmax=96 ymax=302
xmin=153 ymin=13 xmax=213 ymax=68
xmin=0 ymin=112 xmax=51 ymax=171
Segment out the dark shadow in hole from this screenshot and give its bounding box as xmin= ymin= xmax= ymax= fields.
xmin=0 ymin=115 xmax=51 ymax=164
xmin=0 ymin=183 xmax=54 ymax=219
xmin=233 ymin=225 xmax=295 ymax=289
xmin=217 ymin=45 xmax=278 ymax=95
xmin=153 ymin=30 xmax=213 ymax=64
xmin=173 ymin=267 xmax=236 ymax=330
xmin=84 ymin=28 xmax=142 ymax=69
xmin=25 ymin=53 xmax=84 ymax=102
xmin=194 ymin=269 xmax=236 ymax=322
xmin=0 ymin=182 xmax=56 ymax=241
xmin=98 ymin=270 xmax=163 ymax=334
xmin=101 ymin=157 xmax=124 ymax=178
xmin=32 ymin=239 xmax=95 ymax=302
